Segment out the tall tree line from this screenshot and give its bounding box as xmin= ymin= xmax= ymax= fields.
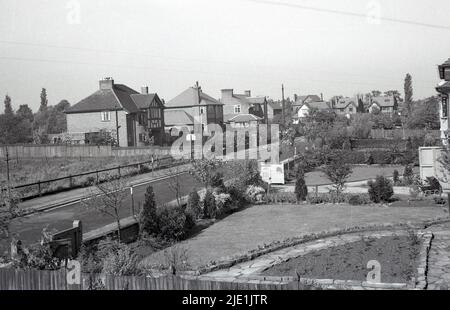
xmin=0 ymin=88 xmax=70 ymax=144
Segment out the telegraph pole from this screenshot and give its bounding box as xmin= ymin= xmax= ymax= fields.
xmin=281 ymin=84 xmax=285 ymax=126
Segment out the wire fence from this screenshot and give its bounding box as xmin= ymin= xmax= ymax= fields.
xmin=4 ymin=155 xmax=186 ymax=200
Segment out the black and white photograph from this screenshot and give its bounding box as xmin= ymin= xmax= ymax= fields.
xmin=0 ymin=0 xmax=450 ymax=301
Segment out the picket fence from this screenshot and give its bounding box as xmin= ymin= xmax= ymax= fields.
xmin=0 ymin=268 xmax=293 ymax=290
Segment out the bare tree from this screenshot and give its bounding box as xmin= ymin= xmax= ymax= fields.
xmin=166 ymin=165 xmax=183 ymax=208
xmin=82 ymin=175 xmax=128 ymax=241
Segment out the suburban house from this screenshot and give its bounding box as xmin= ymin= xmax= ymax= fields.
xmin=220 ymin=89 xmax=268 ymax=123
xmin=64 ymin=78 xmax=165 ymax=147
xmin=228 ymin=114 xmax=263 ymax=128
xmin=331 ymin=97 xmax=358 ymax=115
xmin=293 ymin=94 xmax=323 ymax=106
xmin=368 ymin=95 xmax=398 ymax=114
xmin=266 ymin=100 xmax=282 ymax=120
xmin=164 ymin=84 xmax=224 ymax=135
xmin=291 ymin=94 xmax=330 ymax=123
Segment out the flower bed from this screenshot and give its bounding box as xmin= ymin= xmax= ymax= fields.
xmin=261 ymin=235 xmax=420 ymax=284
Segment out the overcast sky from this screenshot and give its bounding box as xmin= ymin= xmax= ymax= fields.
xmin=1 ymin=0 xmax=450 ymax=111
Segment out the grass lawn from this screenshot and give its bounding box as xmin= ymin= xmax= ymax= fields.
xmin=302 ymin=165 xmax=418 ymax=186
xmin=0 ymin=155 xmax=160 ymax=187
xmin=261 ymin=235 xmax=421 ymax=283
xmin=141 ymin=203 xmax=446 ymax=269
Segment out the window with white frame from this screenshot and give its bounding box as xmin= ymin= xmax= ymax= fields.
xmin=234 ymin=105 xmax=241 ymax=113
xmin=101 ymin=111 xmax=111 ymax=122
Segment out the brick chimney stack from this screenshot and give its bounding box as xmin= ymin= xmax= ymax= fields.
xmin=141 ymin=86 xmax=149 ymax=94
xmin=99 ymin=77 xmax=114 ymax=90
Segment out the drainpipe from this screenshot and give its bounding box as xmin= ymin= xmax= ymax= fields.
xmin=115 ymin=110 xmax=120 ymax=147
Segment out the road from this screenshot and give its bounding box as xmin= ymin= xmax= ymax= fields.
xmin=7 ymin=172 xmax=202 ymax=247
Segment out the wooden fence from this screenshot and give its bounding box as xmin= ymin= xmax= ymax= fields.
xmin=0 ymin=144 xmax=171 ymax=159
xmin=370 ymin=129 xmax=440 ymax=140
xmin=0 ymin=268 xmax=292 ymax=290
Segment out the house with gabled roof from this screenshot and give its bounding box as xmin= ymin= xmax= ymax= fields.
xmin=291 ymin=94 xmax=331 ymax=122
xmin=64 ymin=78 xmax=165 ymax=147
xmin=164 ymin=84 xmax=223 ymax=134
xmin=368 ymin=95 xmax=398 ymax=114
xmin=331 ymin=97 xmax=358 ymax=115
xmin=220 ymin=89 xmax=267 ymax=123
xmin=228 ymin=113 xmax=263 ymax=128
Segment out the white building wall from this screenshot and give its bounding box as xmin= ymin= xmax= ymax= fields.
xmin=66 ymin=110 xmax=129 ymax=147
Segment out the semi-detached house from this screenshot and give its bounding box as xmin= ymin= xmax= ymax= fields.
xmin=64 ymin=78 xmax=165 ymax=147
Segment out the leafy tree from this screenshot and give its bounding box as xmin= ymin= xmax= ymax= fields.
xmin=406 ymin=97 xmax=440 ymax=129
xmin=16 ymin=104 xmax=34 ymax=122
xmin=0 ymin=187 xmax=22 ymax=241
xmin=371 ymin=90 xmax=382 ymax=97
xmin=4 ymin=95 xmax=13 ymax=116
xmin=186 ymin=190 xmax=201 ymax=219
xmin=357 ymin=97 xmax=365 ymax=113
xmin=189 ymin=159 xmax=223 ymax=189
xmin=203 ymin=190 xmax=216 ymax=219
xmin=368 ymin=176 xmax=394 ymax=203
xmin=294 ymin=166 xmax=308 ymax=201
xmin=323 ymin=152 xmax=353 ymax=197
xmin=39 ymin=88 xmax=48 ymax=112
xmin=404 ymin=74 xmax=413 ymax=116
xmin=139 ymin=185 xmax=158 ymax=236
xmin=370 ymin=105 xmax=381 ymax=115
xmin=403 ymin=165 xmax=414 ymax=185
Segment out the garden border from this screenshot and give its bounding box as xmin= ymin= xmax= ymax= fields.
xmin=194 ymin=216 xmax=449 ymax=279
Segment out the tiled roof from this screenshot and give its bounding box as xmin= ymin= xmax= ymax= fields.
xmin=268 ymin=101 xmax=282 ymax=110
xmin=294 ymin=95 xmax=322 ymax=105
xmin=112 ymin=84 xmax=140 ymax=113
xmin=166 ymin=87 xmax=222 ymax=108
xmin=334 ymin=98 xmax=357 ymax=109
xmin=66 ymin=83 xmax=142 ymax=114
xmin=371 ymin=96 xmax=395 ymax=108
xmin=436 ymin=81 xmax=450 ymax=93
xmin=307 ymin=101 xmax=331 ymax=110
xmin=65 ymin=89 xmax=122 ymax=113
xmin=164 ymin=110 xmax=195 ymax=126
xmin=228 ymin=113 xmax=262 ymax=122
xmin=130 ymin=93 xmax=158 ymax=109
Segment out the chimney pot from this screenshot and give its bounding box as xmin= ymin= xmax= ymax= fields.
xmin=141 ymin=86 xmax=149 ymax=94
xmin=221 ymin=89 xmax=233 ymax=99
xmin=244 ymin=90 xmax=251 ymax=97
xmin=99 ymin=77 xmax=114 ymax=90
